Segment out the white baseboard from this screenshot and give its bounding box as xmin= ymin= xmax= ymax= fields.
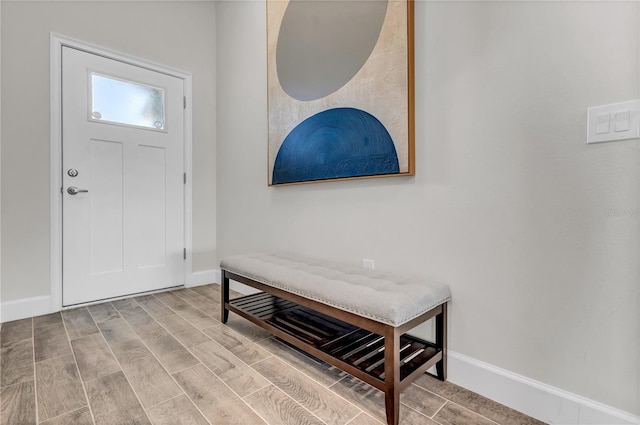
xmin=229 ymin=280 xmax=261 ymax=295
xmin=214 ymin=275 xmax=262 ymax=296
xmin=1 ymin=271 xmax=221 ymax=322
xmin=2 ymin=295 xmax=52 ymax=322
xmin=186 ymin=269 xmax=220 ymax=288
xmin=448 ymin=351 xmax=639 ymax=425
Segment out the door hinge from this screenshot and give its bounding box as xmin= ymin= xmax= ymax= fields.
xmin=183 ymin=96 xmax=186 ymax=109
xmin=183 ymin=248 xmax=186 ymax=260
xmin=184 ymin=173 xmax=186 ymax=184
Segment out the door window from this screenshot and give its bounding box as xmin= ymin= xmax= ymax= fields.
xmin=90 ymin=73 xmax=166 ymax=130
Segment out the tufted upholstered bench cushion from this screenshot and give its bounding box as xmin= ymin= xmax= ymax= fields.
xmin=219 ymin=252 xmax=451 ymax=327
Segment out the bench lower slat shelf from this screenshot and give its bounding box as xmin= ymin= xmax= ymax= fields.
xmin=228 ymin=292 xmax=442 ymax=386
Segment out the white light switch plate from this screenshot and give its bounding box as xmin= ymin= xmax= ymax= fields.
xmin=362 ymin=259 xmax=375 ymax=270
xmin=587 ymin=100 xmax=639 ymax=144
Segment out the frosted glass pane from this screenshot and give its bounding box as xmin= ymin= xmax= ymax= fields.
xmin=91 ymin=74 xmax=165 ymax=130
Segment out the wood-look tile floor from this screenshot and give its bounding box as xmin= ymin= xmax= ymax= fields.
xmin=0 ymin=285 xmax=546 ymax=425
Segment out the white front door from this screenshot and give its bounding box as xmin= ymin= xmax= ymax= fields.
xmin=62 ymin=46 xmax=185 ymax=306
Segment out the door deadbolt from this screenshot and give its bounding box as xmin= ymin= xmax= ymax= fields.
xmin=68 ymin=168 xmax=79 ymax=177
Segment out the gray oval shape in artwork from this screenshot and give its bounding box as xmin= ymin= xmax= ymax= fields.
xmin=276 ymin=0 xmax=388 ymax=101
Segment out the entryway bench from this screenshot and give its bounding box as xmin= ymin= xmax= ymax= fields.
xmin=220 ymin=253 xmax=451 ymax=425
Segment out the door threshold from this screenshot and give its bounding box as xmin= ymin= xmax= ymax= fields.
xmin=62 ymin=285 xmax=184 ymax=309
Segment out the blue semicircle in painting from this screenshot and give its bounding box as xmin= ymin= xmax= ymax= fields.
xmin=272 ymin=108 xmax=399 ymax=184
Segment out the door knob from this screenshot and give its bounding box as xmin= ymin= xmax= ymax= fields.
xmin=67 ymin=186 xmax=88 ymax=195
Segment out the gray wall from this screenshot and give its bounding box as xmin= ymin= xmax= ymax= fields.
xmin=1 ymin=1 xmax=217 ymax=301
xmin=0 ymin=1 xmax=3 ymax=320
xmin=216 ymin=0 xmax=639 ymax=414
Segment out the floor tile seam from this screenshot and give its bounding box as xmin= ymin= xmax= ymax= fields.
xmin=173 ymin=310 xmax=219 ymax=332
xmin=0 ymin=319 xmax=33 ymax=343
xmin=167 ymin=363 xmax=226 ymax=425
xmin=190 ymin=291 xmax=220 ymax=305
xmin=88 ymin=304 xmax=168 ymax=422
xmin=239 ymin=382 xmax=273 ymax=400
xmin=105 ymin=302 xmax=194 ymax=413
xmin=235 ymin=392 xmax=272 ymax=425
xmin=34 ymin=349 xmax=75 ymax=365
xmin=227 ymin=299 xmax=474 ymax=422
xmin=429 ymin=397 xmax=447 ymax=419
xmin=169 ymin=360 xmax=206 ymax=377
xmin=250 ymin=383 xmax=332 ymax=425
xmin=245 ymin=352 xmax=274 ymax=366
xmin=59 ymin=311 xmax=95 ymax=425
xmin=150 ymin=291 xmax=192 ymax=312
xmin=187 ymin=287 xmax=222 ymax=304
xmin=412 ymin=380 xmax=505 ymax=424
xmin=191 ymin=328 xmax=225 ymax=351
xmin=182 ymin=287 xmax=220 ymax=308
xmin=38 ymin=406 xmax=89 ymax=425
xmin=85 ymin=301 xmax=122 ymax=324
xmin=251 ymin=333 xmax=275 ymax=344
xmin=327 ymin=375 xmax=414 ymax=423
xmin=258 ymin=338 xmax=344 ymax=388
xmin=188 ymin=346 xmax=266 ymax=400
xmin=149 ymin=293 xmax=218 ymax=331
xmin=181 ymin=354 xmax=283 ymax=425
xmin=402 ymin=402 xmax=442 ymax=424
xmin=66 ymin=328 xmax=101 ymax=343
xmin=133 ymin=298 xmax=176 ymax=321
xmin=172 ymin=288 xmax=220 ymax=314
xmin=0 ymin=334 xmax=34 ymax=351
xmin=168 ymin=290 xmax=222 ymax=324
xmin=206 ymin=321 xmax=269 ymax=358
xmin=0 ymin=374 xmax=35 ymax=389
xmin=111 ymin=299 xmax=174 ymax=344
xmin=138 ymin=300 xmax=213 ymax=349
xmin=189 ymin=334 xmax=271 ymax=379
xmin=31 ymin=318 xmax=39 ymax=425
xmin=94 ymin=331 xmax=168 ymax=423
xmin=424 ymin=384 xmax=542 ymax=425
xmin=344 ymin=412 xmax=384 ymax=425
xmin=0 ymin=333 xmax=34 ymax=386
xmin=401 ymin=382 xmax=448 ymax=417
xmin=328 ymin=372 xmax=440 ymax=420
xmin=125 ymin=296 xmax=221 ymax=378
xmin=32 ymin=319 xmax=64 ymax=332
xmin=410 ymin=381 xmax=459 ymax=416
xmin=146 ymin=393 xmax=216 ymax=425
xmin=61 ymin=307 xmax=96 ymax=341
xmin=249 ymin=350 xmax=366 ymax=420
xmin=436 ymin=400 xmax=502 ymax=425
xmin=327 ymin=374 xmax=348 ymax=390
xmin=197 ymin=319 xmax=273 ymax=365
xmin=145 ymin=393 xmax=183 ymax=410
xmin=149 ymin=293 xmax=182 ymax=311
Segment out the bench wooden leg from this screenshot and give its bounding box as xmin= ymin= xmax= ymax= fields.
xmin=384 ymin=327 xmax=400 ymax=425
xmin=221 ymin=270 xmax=230 ymax=323
xmin=435 ymin=302 xmax=447 ymax=381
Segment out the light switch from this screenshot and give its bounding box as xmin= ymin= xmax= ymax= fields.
xmin=587 ymin=100 xmax=639 ymax=144
xmin=614 ymin=110 xmax=630 ymax=132
xmin=596 ymin=113 xmax=610 ymax=134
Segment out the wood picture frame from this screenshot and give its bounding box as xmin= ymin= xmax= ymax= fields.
xmin=267 ymin=0 xmax=415 ymax=186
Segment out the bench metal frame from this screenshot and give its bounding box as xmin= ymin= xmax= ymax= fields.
xmin=221 ymin=269 xmax=447 ymax=425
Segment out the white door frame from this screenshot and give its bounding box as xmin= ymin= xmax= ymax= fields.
xmin=50 ymin=33 xmax=194 ymax=311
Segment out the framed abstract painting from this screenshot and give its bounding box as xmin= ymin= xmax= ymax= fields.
xmin=267 ymin=0 xmax=415 ymax=186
